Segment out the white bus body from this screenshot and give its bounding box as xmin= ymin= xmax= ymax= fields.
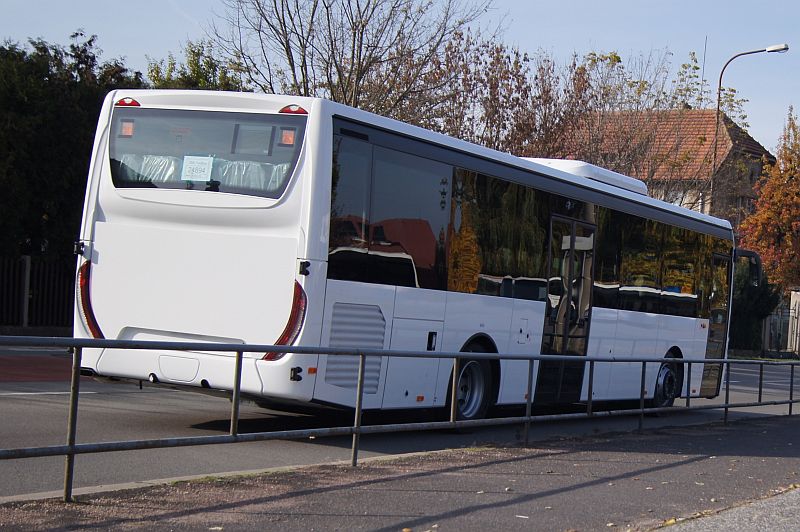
xmin=75 ymin=90 xmax=735 ymax=418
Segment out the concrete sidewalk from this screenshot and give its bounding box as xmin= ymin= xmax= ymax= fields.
xmin=669 ymin=487 xmax=800 ymax=531
xmin=1 ymin=415 xmax=799 ymax=531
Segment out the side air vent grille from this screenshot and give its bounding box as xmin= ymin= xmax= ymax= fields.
xmin=325 ymin=303 xmax=385 ymax=393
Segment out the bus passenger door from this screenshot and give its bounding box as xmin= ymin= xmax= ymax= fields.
xmin=536 ymin=218 xmax=595 ymax=404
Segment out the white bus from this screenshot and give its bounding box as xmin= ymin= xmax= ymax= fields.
xmin=75 ymin=89 xmax=747 ymax=420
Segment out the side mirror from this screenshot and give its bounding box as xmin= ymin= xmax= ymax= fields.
xmin=734 ymin=249 xmax=762 ymax=287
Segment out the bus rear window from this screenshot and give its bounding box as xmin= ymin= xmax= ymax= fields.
xmin=109 ymin=108 xmax=307 ymax=199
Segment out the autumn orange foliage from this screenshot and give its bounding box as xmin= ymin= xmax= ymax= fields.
xmin=739 ymin=107 xmax=800 ymax=291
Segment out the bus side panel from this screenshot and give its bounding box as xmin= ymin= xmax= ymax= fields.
xmin=656 ymin=314 xmax=708 ymax=397
xmin=383 ymin=318 xmax=444 ymax=408
xmin=580 ymin=307 xmax=617 ymax=401
xmin=381 ymin=287 xmax=446 ymax=408
xmin=606 ymin=310 xmax=658 ymax=400
xmin=496 ymin=298 xmax=546 ymax=405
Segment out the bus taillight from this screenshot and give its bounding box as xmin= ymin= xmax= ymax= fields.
xmin=278 ymin=104 xmax=307 ymax=115
xmin=264 ymin=281 xmax=307 ymax=361
xmin=77 ymin=261 xmax=104 ymax=339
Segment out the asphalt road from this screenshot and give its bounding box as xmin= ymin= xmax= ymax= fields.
xmin=0 ymin=349 xmax=796 ymax=500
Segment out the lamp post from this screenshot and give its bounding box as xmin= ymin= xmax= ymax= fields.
xmin=708 ymin=43 xmax=789 ymax=214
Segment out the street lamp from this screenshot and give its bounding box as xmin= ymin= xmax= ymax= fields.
xmin=709 ymin=43 xmax=789 ymax=213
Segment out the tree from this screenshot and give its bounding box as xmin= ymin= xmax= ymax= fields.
xmin=0 ymin=32 xmax=144 ymax=256
xmin=434 ymin=33 xmax=591 ymax=158
xmin=148 ymin=40 xmax=248 ymax=91
xmin=210 ymin=0 xmax=491 ymax=121
xmin=739 ymin=107 xmax=800 ymax=291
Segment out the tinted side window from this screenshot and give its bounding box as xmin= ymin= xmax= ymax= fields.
xmin=448 ymin=170 xmax=550 ymax=299
xmin=328 ymin=135 xmax=372 ymax=282
xmin=370 ymin=147 xmax=451 ymax=289
xmin=696 ymin=235 xmax=713 ymax=319
xmin=619 ymin=215 xmax=662 ymax=313
xmin=662 ymin=226 xmax=699 ymax=317
xmin=594 ymin=207 xmax=620 ymax=309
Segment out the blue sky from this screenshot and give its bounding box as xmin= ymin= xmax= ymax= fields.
xmin=4 ymin=0 xmax=798 ymax=151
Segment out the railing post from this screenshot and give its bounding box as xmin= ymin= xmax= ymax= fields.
xmin=351 ymin=352 xmax=366 ymax=467
xmin=523 ymin=358 xmax=534 ymax=445
xmin=685 ymin=362 xmax=692 ymax=408
xmin=724 ymin=361 xmax=731 ymax=425
xmin=63 ymin=346 xmax=82 ymax=503
xmin=230 ymin=350 xmax=244 ymax=436
xmin=789 ymin=364 xmax=795 ymax=416
xmin=758 ymin=363 xmax=764 ymax=403
xmin=586 ymin=360 xmax=594 ymax=417
xmin=639 ymin=361 xmax=646 ymax=433
xmin=449 ymin=357 xmax=460 ymax=425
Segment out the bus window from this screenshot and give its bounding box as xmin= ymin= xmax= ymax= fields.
xmin=329 ymin=135 xmax=372 ymax=283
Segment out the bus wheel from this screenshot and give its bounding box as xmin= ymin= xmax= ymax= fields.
xmin=653 ymin=361 xmax=679 ymax=408
xmin=456 ymin=359 xmax=492 ymax=420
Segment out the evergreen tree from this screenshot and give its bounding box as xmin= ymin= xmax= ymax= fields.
xmin=0 ymin=32 xmax=144 ymax=256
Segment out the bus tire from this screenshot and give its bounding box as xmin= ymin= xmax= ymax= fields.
xmin=653 ymin=360 xmax=679 ymax=408
xmin=454 ymin=353 xmax=493 ymax=421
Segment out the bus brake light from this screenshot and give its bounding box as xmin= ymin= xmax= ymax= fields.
xmin=279 ymin=104 xmax=307 ymax=115
xmin=264 ymin=281 xmax=307 ymax=361
xmin=115 ymin=97 xmax=141 ymax=107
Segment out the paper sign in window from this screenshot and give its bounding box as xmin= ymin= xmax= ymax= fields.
xmin=181 ymin=156 xmax=214 ymax=181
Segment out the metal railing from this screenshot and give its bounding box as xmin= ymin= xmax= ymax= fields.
xmin=0 ymin=256 xmax=75 ymax=329
xmin=1 ymin=335 xmax=799 ymax=503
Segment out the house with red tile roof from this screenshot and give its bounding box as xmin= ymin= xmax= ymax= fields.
xmin=566 ymin=108 xmax=774 ymax=231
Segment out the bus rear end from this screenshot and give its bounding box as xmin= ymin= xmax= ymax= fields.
xmin=75 ymin=90 xmax=322 ymax=404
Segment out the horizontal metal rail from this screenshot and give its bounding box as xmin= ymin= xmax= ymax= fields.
xmin=0 ymin=334 xmax=798 ymax=366
xmin=0 ymin=335 xmax=798 ymax=502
